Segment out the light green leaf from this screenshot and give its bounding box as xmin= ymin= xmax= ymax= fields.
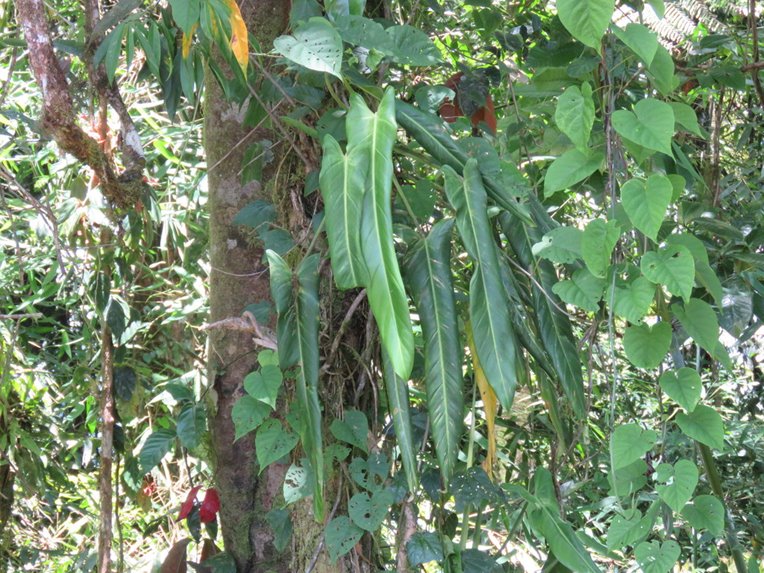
xmin=655 ymin=459 xmax=698 ymax=512
xmin=641 ymin=245 xmax=695 ymax=302
xmin=274 ymin=18 xmax=343 ymax=78
xmin=325 ymin=516 xmax=363 ymax=562
xmin=672 ymin=298 xmax=731 ymax=367
xmin=381 ymin=350 xmax=418 ymax=492
xmin=607 ymin=508 xmax=654 ymax=550
xmin=319 ymin=135 xmax=369 ymax=289
xmin=609 ymin=273 xmax=655 ymax=323
xmin=613 ymin=23 xmax=659 ymax=66
xmin=612 ymin=99 xmax=675 ymax=156
xmin=335 ymin=15 xmax=393 ymax=53
xmin=349 ymin=89 xmax=414 ymax=379
xmin=405 ymin=219 xmax=462 ymax=484
xmin=623 ymin=321 xmax=671 ymax=369
xmin=544 ymin=149 xmax=603 ymax=196
xmin=330 ymin=410 xmax=369 ymax=453
xmin=244 ymin=364 xmax=283 ymax=410
xmin=611 ymin=423 xmax=657 ymax=469
xmin=648 ymin=45 xmax=679 ymax=95
xmin=659 ymin=368 xmax=702 ymax=413
xmin=670 ymin=102 xmax=703 ymax=137
xmin=386 ymin=25 xmax=442 ymax=66
xmin=139 ymin=429 xmax=175 ymax=473
xmin=695 ymin=262 xmax=724 ymax=306
xmin=176 ymin=404 xmax=205 ymax=450
xmin=283 ymin=461 xmax=312 ymax=504
xmin=676 ymin=405 xmax=725 ymax=450
xmin=168 ymin=0 xmax=201 ymax=33
xmin=681 ymin=495 xmax=725 ymax=536
xmin=609 ymin=459 xmax=649 ymax=496
xmin=665 ymin=233 xmax=708 ymax=264
xmin=555 ymin=83 xmax=595 ymax=151
xmin=348 ymin=489 xmax=394 ymax=531
xmin=635 ymin=540 xmax=681 ymax=573
xmin=621 ymin=175 xmax=672 ymax=241
xmin=581 ymin=219 xmax=620 ymax=278
xmin=552 ymin=269 xmax=605 ymax=312
xmin=232 ymin=396 xmax=271 ymax=441
xmin=531 ymin=226 xmax=583 ymax=264
xmin=444 ymin=162 xmax=519 ymax=410
xmin=256 ymin=419 xmax=299 ymax=472
xmin=557 ymin=0 xmax=615 ymax=51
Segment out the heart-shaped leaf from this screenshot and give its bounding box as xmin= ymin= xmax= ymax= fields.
xmin=672 ymin=299 xmax=732 ymax=368
xmin=613 ymin=23 xmax=659 ymax=66
xmin=606 ymin=508 xmax=653 ymax=549
xmin=232 ymin=396 xmax=270 ymax=441
xmin=641 ymin=245 xmax=695 ymax=302
xmin=635 ymin=540 xmax=681 ymax=573
xmin=325 ymin=516 xmax=363 ymax=562
xmin=532 ymin=226 xmax=583 ymax=264
xmin=609 ymin=275 xmax=655 ymax=323
xmin=330 ymin=410 xmax=369 ymax=453
xmin=555 ymin=83 xmax=595 ymax=150
xmin=348 ymin=489 xmax=394 ymax=531
xmin=544 ymin=149 xmax=603 ymax=196
xmin=621 ymin=175 xmax=672 ymax=241
xmin=552 ymin=268 xmax=605 ymax=312
xmin=581 ymin=219 xmax=621 ymax=278
xmin=613 ymin=98 xmax=675 ymax=156
xmin=244 ymin=364 xmax=283 ymax=410
xmin=655 ymin=459 xmax=698 ymax=512
xmin=349 ymin=452 xmax=390 ymax=492
xmin=659 ymin=368 xmax=702 ymax=412
xmin=676 ymin=405 xmax=725 ymax=450
xmin=256 ymin=419 xmax=299 ymax=473
xmin=611 ymin=423 xmax=657 ymax=469
xmin=623 ymin=321 xmax=671 ymax=369
xmin=274 ymin=18 xmax=343 ymax=78
xmin=681 ymin=495 xmax=724 ymax=536
xmin=557 ymin=0 xmax=615 ymax=51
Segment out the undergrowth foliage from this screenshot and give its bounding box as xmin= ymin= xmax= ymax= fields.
xmin=1 ymin=0 xmax=763 ymax=571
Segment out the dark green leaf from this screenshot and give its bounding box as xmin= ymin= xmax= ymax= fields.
xmin=381 ymin=349 xmax=418 ymax=492
xmin=232 ymin=396 xmax=270 ymax=441
xmin=407 ymin=532 xmax=444 ymax=566
xmin=256 ymin=419 xmax=299 ymax=472
xmin=139 ymin=429 xmax=175 ymax=473
xmin=176 ymin=404 xmax=206 ymax=450
xmin=330 ymin=410 xmax=369 ymax=453
xmin=623 ymin=321 xmax=671 ymax=369
xmin=348 ymin=489 xmax=394 ymax=531
xmin=325 ymin=516 xmax=363 ymax=562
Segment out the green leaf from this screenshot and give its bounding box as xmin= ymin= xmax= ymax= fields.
xmin=681 ymin=495 xmax=725 ymax=536
xmin=256 ymin=419 xmax=299 ymax=472
xmin=613 ymin=23 xmax=659 ymax=66
xmin=621 ymin=175 xmax=673 ymax=241
xmin=552 ymin=269 xmax=605 ymax=312
xmin=444 ymin=162 xmax=519 ymax=410
xmin=611 ymin=423 xmax=657 ymax=469
xmin=635 ymin=540 xmax=681 ymax=573
xmin=273 ymin=18 xmax=343 ymax=78
xmin=670 ymin=102 xmax=703 ymax=137
xmin=232 ymin=396 xmax=271 ymax=441
xmin=659 ymin=368 xmax=702 ymax=413
xmin=168 ymin=0 xmax=201 ymax=33
xmin=665 ymin=232 xmax=709 ymax=264
xmin=139 ymin=429 xmax=175 ymax=473
xmin=609 ymin=273 xmax=655 ymax=323
xmin=544 ymin=149 xmax=603 ymax=196
xmin=672 ymin=299 xmax=731 ymax=367
xmin=294 ymin=254 xmax=324 ymax=520
xmin=381 ymin=350 xmax=418 ymax=492
xmin=555 ymin=83 xmax=595 ymax=151
xmin=244 ymin=364 xmax=283 ymax=410
xmin=349 ymin=89 xmax=414 ymax=379
xmin=607 ymin=509 xmax=653 ymax=550
xmin=581 ymin=219 xmax=620 ymax=278
xmin=676 ymin=405 xmax=725 ymax=450
xmin=266 ymin=251 xmax=297 ymax=369
xmin=335 ymin=15 xmax=393 ymax=53
xmin=386 ymin=25 xmax=442 ymax=66
xmin=283 ymin=461 xmax=312 ymax=504
xmin=319 ymin=135 xmax=369 ymax=289
xmin=612 ymin=99 xmax=675 ymax=156
xmin=531 ymin=226 xmax=583 ymax=264
xmin=648 ymin=45 xmax=679 ymax=95
xmin=655 ymin=459 xmax=698 ymax=512
xmin=407 ymin=532 xmax=445 ymax=566
xmin=233 ymin=200 xmax=276 ymax=230
xmin=325 ymin=516 xmax=363 ymax=562
xmin=405 ymin=219 xmax=462 ymax=484
xmin=623 ymin=321 xmax=671 ymax=369
xmin=176 ymin=405 xmax=206 ymax=450
xmin=348 ymin=489 xmax=394 ymax=531
xmin=265 ymin=508 xmax=293 ymax=553
xmin=330 ymin=410 xmax=369 ymax=453
xmin=557 ymin=0 xmax=615 ymax=51
xmin=609 ymin=459 xmax=649 ymax=496
xmin=349 ymin=452 xmax=389 ymax=492
xmin=641 ymin=245 xmax=695 ymax=302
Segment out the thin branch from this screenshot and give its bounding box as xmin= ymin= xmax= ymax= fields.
xmin=748 ymin=0 xmax=764 ymax=108
xmin=202 ymin=311 xmax=278 ymax=350
xmin=320 ymin=289 xmax=367 ymax=374
xmin=0 ymin=313 xmax=43 ymax=320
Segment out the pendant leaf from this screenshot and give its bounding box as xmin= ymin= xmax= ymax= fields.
xmin=381 ymin=350 xmax=418 ymax=492
xmin=405 ymin=219 xmax=463 ymax=483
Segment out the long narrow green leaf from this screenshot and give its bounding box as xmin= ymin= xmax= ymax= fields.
xmin=444 ymin=161 xmax=519 ymax=410
xmin=500 ymin=214 xmax=586 ymax=418
xmin=395 ymin=100 xmax=532 ymax=223
xmin=347 ymin=88 xmax=414 ymax=380
xmin=295 ymin=254 xmax=324 ymax=521
xmin=319 ymin=135 xmax=369 ymax=289
xmin=381 ymin=349 xmax=418 ymax=493
xmin=405 ymin=219 xmax=463 ymax=483
xmin=266 ymin=250 xmax=298 ymax=369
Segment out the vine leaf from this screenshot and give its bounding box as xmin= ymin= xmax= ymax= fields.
xmin=552 ymin=268 xmax=605 ymax=312
xmin=608 ymin=273 xmax=655 ymax=323
xmin=554 ymin=83 xmax=595 ymax=151
xmin=557 ymin=0 xmax=615 ymax=51
xmin=348 ymin=490 xmax=394 ymax=531
xmin=581 ymin=219 xmax=620 ymax=278
xmin=621 ymin=175 xmax=672 ymax=241
xmin=676 ymin=405 xmax=725 ymax=450
xmin=623 ymin=321 xmax=671 ymax=369
xmin=325 ymin=516 xmax=363 ymax=562
xmin=681 ymin=495 xmax=725 ymax=536
xmin=256 ymin=419 xmax=298 ymax=473
xmin=544 ymin=149 xmax=603 ymax=196
xmin=610 ymin=423 xmax=657 ymax=469
xmin=659 ymin=368 xmax=702 ymax=413
xmin=672 ymin=298 xmax=732 ymax=368
xmin=655 ymin=459 xmax=698 ymax=512
xmin=641 ymin=245 xmax=695 ymax=302
xmin=613 ymin=23 xmax=659 ymax=66
xmin=612 ymin=98 xmax=675 ymax=156
xmin=634 ymin=540 xmax=681 ymax=573
xmin=405 ymin=219 xmax=463 ymax=484
xmin=273 ymin=18 xmax=343 ymax=78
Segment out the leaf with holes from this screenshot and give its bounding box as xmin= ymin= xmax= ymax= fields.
xmin=531 ymin=226 xmax=583 ymax=264
xmin=641 ymin=245 xmax=695 ymax=302
xmin=655 ymin=459 xmax=698 ymax=512
xmin=407 ymin=532 xmax=445 ymax=566
xmin=232 ymin=396 xmax=271 ymax=441
xmin=330 ymin=410 xmax=368 ymax=453
xmin=676 ymin=405 xmax=725 ymax=450
xmin=635 ymin=540 xmax=680 ymax=573
xmin=659 ymin=368 xmax=702 ymax=413
xmin=274 ymin=18 xmax=343 ymax=78
xmin=621 ymin=175 xmax=672 ymax=241
xmin=623 ymin=321 xmax=671 ymax=369
xmin=283 ymin=461 xmax=312 ymax=505
xmin=256 ymin=419 xmax=299 ymax=473
xmin=613 ymin=98 xmax=675 ymax=156
xmin=611 ymin=423 xmax=657 ymax=470
xmin=349 ymin=452 xmax=389 ymax=492
xmin=325 ymin=516 xmax=363 ymax=562
xmin=681 ymin=495 xmax=724 ymax=536
xmin=348 ymin=489 xmax=394 ymax=531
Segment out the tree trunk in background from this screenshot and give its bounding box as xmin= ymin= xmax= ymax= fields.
xmin=203 ymin=2 xmax=292 ymax=571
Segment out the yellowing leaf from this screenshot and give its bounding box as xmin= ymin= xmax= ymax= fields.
xmin=225 ymin=0 xmax=248 ymax=72
xmin=468 ymin=324 xmax=497 ymax=481
xmin=182 ymin=23 xmax=198 ymax=59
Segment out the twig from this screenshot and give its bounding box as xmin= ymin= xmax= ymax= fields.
xmin=202 ymin=311 xmax=278 ymax=350
xmin=320 ymin=290 xmax=367 ymax=374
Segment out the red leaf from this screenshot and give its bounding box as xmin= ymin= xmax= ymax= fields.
xmin=178 ymin=485 xmax=202 ymax=521
xmin=199 ymin=488 xmax=220 ymax=523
